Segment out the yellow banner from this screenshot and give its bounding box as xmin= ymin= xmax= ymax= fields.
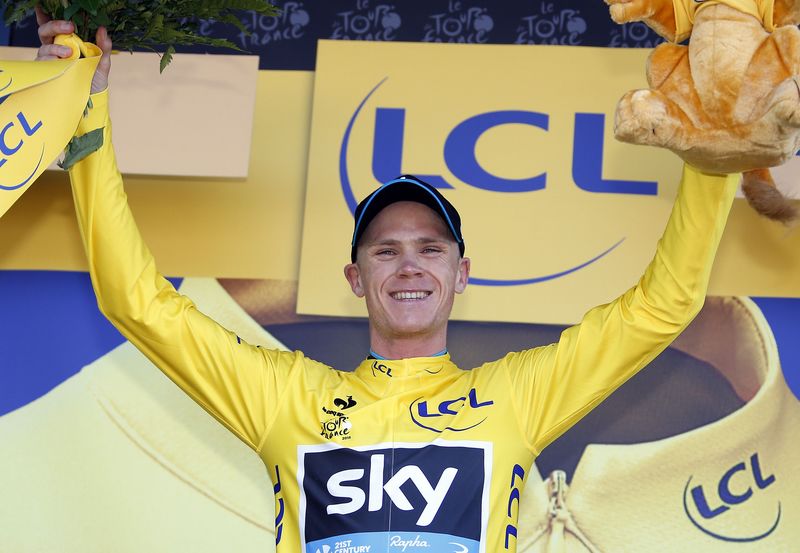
xmin=0 ymin=52 xmax=100 ymax=218
xmin=298 ymin=40 xmax=800 ymax=324
xmin=0 ymin=70 xmax=312 ymax=280
xmin=1 ymin=60 xmax=798 ymax=297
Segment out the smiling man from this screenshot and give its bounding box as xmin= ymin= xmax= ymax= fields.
xmin=344 ymin=178 xmax=470 ymax=360
xmin=36 ymin=13 xmax=742 ymax=553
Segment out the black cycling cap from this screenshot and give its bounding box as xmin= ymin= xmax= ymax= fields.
xmin=350 ymin=175 xmax=465 ymax=263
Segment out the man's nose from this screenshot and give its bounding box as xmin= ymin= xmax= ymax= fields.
xmin=396 ymin=253 xmax=424 ymax=277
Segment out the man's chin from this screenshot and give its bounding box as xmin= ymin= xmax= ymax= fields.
xmin=384 ymin=318 xmax=445 ymax=341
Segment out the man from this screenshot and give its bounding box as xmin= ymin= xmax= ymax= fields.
xmin=37 ymin=14 xmax=739 ymax=553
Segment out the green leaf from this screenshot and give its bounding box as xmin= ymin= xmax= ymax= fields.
xmin=58 ymin=127 xmax=105 ymax=171
xmin=63 ymin=3 xmax=83 ymax=20
xmin=10 ymin=1 xmax=281 ymax=71
xmin=159 ymin=45 xmax=175 ymax=73
xmin=83 ymin=97 xmax=94 ymax=118
xmin=77 ymin=0 xmax=102 ymax=15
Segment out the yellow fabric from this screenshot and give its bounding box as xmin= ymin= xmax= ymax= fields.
xmin=673 ymin=0 xmax=775 ymax=42
xmin=69 ymin=90 xmax=738 ymax=552
xmin=0 ymin=331 xmax=276 ymax=553
xmin=0 ymin=37 xmax=101 ymax=218
xmin=517 ymin=297 xmax=800 ymax=552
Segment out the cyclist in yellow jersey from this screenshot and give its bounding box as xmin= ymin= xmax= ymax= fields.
xmin=37 ymin=14 xmax=740 ymax=553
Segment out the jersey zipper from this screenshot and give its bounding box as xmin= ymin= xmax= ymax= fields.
xmin=526 ymin=470 xmax=602 ymax=553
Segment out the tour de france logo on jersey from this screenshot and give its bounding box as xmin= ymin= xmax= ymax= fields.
xmin=298 ymin=441 xmax=492 ymax=553
xmin=319 ymin=396 xmax=358 ymax=441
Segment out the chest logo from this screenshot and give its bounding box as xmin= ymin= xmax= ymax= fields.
xmin=299 ymin=442 xmax=490 ymax=552
xmin=410 ymin=388 xmax=494 ymax=433
xmin=371 ymin=360 xmax=392 ymax=378
xmin=683 ymin=452 xmax=780 ymax=543
xmin=320 ymin=397 xmax=357 ymax=441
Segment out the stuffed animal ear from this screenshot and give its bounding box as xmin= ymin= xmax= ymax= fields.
xmin=773 ymin=0 xmax=800 ymax=26
xmin=605 ymin=0 xmax=681 ymax=42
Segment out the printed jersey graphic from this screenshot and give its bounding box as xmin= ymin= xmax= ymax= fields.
xmin=298 ymin=442 xmax=491 ymax=553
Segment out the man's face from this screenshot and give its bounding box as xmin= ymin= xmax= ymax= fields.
xmin=344 ymin=201 xmax=470 ymax=343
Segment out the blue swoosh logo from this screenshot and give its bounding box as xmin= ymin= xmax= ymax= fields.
xmin=682 ymin=477 xmax=781 ymax=543
xmin=339 ymin=78 xmax=625 ymax=286
xmin=0 ymin=143 xmax=45 ymax=191
xmin=408 ymin=397 xmax=487 ymax=433
xmin=0 ymin=71 xmax=12 ymax=94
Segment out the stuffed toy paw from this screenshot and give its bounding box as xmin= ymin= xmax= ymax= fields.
xmin=607 ymin=0 xmax=800 ymax=223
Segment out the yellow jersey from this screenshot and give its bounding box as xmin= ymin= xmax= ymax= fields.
xmin=69 ymin=90 xmax=738 ymax=553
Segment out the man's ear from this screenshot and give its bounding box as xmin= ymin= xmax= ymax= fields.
xmin=344 ymin=262 xmax=365 ymax=297
xmin=455 ymin=256 xmax=470 ymax=294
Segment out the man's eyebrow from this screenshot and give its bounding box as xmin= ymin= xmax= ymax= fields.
xmin=415 ymin=237 xmax=451 ymax=245
xmin=366 ymin=237 xmax=452 ymax=247
xmin=366 ymin=239 xmax=402 ymax=247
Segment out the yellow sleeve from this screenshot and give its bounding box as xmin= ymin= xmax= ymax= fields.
xmin=673 ymin=0 xmax=697 ymax=43
xmin=674 ymin=0 xmax=775 ymax=42
xmin=503 ymin=164 xmax=739 ymax=455
xmin=68 ymin=89 xmax=298 ymax=451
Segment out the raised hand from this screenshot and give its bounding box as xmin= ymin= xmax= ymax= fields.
xmin=34 ymin=6 xmax=112 ymax=94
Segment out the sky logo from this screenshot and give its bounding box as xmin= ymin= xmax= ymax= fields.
xmin=299 ymin=442 xmax=490 ymax=553
xmin=682 ymin=452 xmax=781 ymax=543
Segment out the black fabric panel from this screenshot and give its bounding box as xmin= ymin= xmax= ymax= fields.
xmin=8 ymin=0 xmax=665 ymax=70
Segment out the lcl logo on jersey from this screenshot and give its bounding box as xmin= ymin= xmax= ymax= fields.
xmin=371 ymin=360 xmax=392 ymax=378
xmin=410 ymin=388 xmax=493 ymax=433
xmin=682 ymin=452 xmax=780 ymax=543
xmin=299 ymin=442 xmax=490 ymax=552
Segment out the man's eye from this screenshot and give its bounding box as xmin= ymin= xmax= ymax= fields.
xmin=376 ymin=249 xmax=395 ymax=256
xmin=422 ymin=247 xmax=442 ymax=254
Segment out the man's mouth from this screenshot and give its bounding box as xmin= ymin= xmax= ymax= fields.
xmin=390 ymin=291 xmax=432 ymax=301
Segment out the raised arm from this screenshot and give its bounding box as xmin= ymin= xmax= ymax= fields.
xmin=503 ymin=164 xmax=739 ymax=454
xmin=42 ymin=18 xmax=299 ymax=451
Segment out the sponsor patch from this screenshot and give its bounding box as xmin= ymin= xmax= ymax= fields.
xmin=298 ymin=441 xmax=491 ymax=552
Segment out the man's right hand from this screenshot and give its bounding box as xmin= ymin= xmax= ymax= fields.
xmin=34 ymin=6 xmax=112 ymax=94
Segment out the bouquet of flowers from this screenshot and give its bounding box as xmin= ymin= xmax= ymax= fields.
xmin=0 ymin=0 xmax=279 ymax=216
xmin=4 ymin=0 xmax=279 ymax=72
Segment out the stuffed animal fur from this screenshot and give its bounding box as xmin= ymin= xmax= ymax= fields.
xmin=606 ymin=0 xmax=800 ymax=222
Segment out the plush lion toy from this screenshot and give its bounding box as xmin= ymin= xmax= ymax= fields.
xmin=606 ymin=0 xmax=800 ymax=222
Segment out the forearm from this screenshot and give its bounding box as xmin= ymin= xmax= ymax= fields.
xmin=67 ymin=90 xmax=276 ymax=448
xmin=631 ymin=163 xmax=738 ymax=331
xmin=68 ymin=90 xmax=179 ymax=334
xmin=520 ymin=163 xmax=739 ymax=451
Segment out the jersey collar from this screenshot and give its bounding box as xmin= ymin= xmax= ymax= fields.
xmin=354 ymin=354 xmax=461 ymax=394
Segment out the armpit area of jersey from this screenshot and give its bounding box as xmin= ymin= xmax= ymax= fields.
xmin=516 ymin=296 xmax=798 ymax=553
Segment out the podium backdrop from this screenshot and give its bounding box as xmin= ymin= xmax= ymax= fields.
xmin=1 ymin=3 xmax=799 ymax=552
